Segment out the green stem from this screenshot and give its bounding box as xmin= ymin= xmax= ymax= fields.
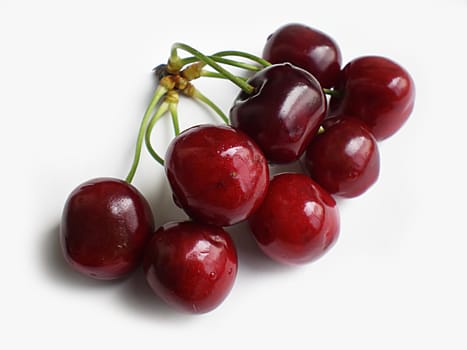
xmin=125 ymin=85 xmax=167 ymax=183
xmin=322 ymin=88 xmax=340 ymax=98
xmin=213 ymin=50 xmax=271 ymax=67
xmin=207 ymin=56 xmax=261 ymax=71
xmin=169 ymin=103 xmax=180 ymax=136
xmin=180 ymin=51 xmax=271 ymax=69
xmin=192 ymin=88 xmax=229 ymax=124
xmin=200 ymin=70 xmax=247 ymax=81
xmin=145 ymin=101 xmax=170 ymax=166
xmin=171 ymin=43 xmax=255 ymax=94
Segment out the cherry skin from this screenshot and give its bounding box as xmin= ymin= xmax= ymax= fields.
xmin=230 ymin=63 xmax=326 ymax=163
xmin=329 ymin=56 xmax=415 ymax=141
xmin=248 ymin=173 xmax=340 ymax=265
xmin=143 ymin=221 xmax=238 ymax=314
xmin=304 ymin=116 xmax=380 ymax=198
xmin=165 ymin=124 xmax=269 ymax=227
xmin=262 ymin=23 xmax=342 ymax=88
xmin=60 ymin=177 xmax=154 ymax=280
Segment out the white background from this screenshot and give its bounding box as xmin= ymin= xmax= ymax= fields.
xmin=1 ymin=0 xmax=466 ymax=349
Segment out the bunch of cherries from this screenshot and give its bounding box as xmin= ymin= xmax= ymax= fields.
xmin=60 ymin=23 xmax=415 ymax=314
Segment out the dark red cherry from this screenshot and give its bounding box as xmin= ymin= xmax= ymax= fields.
xmin=230 ymin=63 xmax=326 ymax=163
xmin=248 ymin=173 xmax=339 ymax=265
xmin=305 ymin=117 xmax=380 ymax=198
xmin=60 ymin=178 xmax=154 ymax=280
xmin=143 ymin=221 xmax=238 ymax=314
xmin=165 ymin=124 xmax=269 ymax=226
xmin=329 ymin=56 xmax=415 ymax=140
xmin=262 ymin=23 xmax=342 ymax=88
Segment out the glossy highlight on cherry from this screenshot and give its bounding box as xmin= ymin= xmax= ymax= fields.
xmin=60 ymin=178 xmax=154 ymax=280
xmin=249 ymin=173 xmax=340 ymax=265
xmin=262 ymin=23 xmax=342 ymax=88
xmin=165 ymin=124 xmax=269 ymax=226
xmin=329 ymin=55 xmax=415 ymax=140
xmin=143 ymin=221 xmax=238 ymax=314
xmin=305 ymin=116 xmax=380 ymax=198
xmin=230 ymin=63 xmax=326 ymax=163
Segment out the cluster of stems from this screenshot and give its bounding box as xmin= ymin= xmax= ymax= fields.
xmin=125 ymin=43 xmax=271 ymax=183
xmin=124 ymin=43 xmax=339 ymax=183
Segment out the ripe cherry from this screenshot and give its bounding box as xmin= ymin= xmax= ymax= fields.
xmin=262 ymin=23 xmax=342 ymax=88
xmin=165 ymin=124 xmax=269 ymax=226
xmin=230 ymin=63 xmax=326 ymax=163
xmin=60 ymin=178 xmax=154 ymax=280
xmin=143 ymin=221 xmax=238 ymax=314
xmin=248 ymin=173 xmax=340 ymax=265
xmin=329 ymin=56 xmax=415 ymax=140
xmin=304 ymin=116 xmax=380 ymax=198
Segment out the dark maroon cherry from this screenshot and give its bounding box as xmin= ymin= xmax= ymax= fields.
xmin=262 ymin=23 xmax=342 ymax=88
xmin=305 ymin=116 xmax=380 ymax=198
xmin=143 ymin=221 xmax=238 ymax=314
xmin=230 ymin=63 xmax=326 ymax=163
xmin=329 ymin=56 xmax=415 ymax=140
xmin=60 ymin=177 xmax=154 ymax=280
xmin=248 ymin=173 xmax=340 ymax=265
xmin=165 ymin=124 xmax=269 ymax=227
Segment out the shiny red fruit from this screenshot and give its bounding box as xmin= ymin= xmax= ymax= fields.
xmin=143 ymin=221 xmax=238 ymax=314
xmin=248 ymin=173 xmax=340 ymax=265
xmin=165 ymin=124 xmax=269 ymax=226
xmin=262 ymin=23 xmax=342 ymax=88
xmin=60 ymin=178 xmax=154 ymax=280
xmin=330 ymin=56 xmax=415 ymax=140
xmin=230 ymin=63 xmax=326 ymax=163
xmin=305 ymin=117 xmax=380 ymax=198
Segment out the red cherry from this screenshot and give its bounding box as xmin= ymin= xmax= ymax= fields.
xmin=304 ymin=117 xmax=380 ymax=198
xmin=60 ymin=178 xmax=154 ymax=280
xmin=330 ymin=56 xmax=415 ymax=140
xmin=248 ymin=173 xmax=340 ymax=265
xmin=262 ymin=23 xmax=342 ymax=88
xmin=143 ymin=221 xmax=238 ymax=314
xmin=230 ymin=63 xmax=326 ymax=163
xmin=165 ymin=124 xmax=269 ymax=226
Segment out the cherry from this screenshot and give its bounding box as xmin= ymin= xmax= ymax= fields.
xmin=304 ymin=116 xmax=380 ymax=198
xmin=329 ymin=56 xmax=415 ymax=140
xmin=143 ymin=221 xmax=237 ymax=314
xmin=60 ymin=178 xmax=154 ymax=280
xmin=248 ymin=173 xmax=340 ymax=265
xmin=230 ymin=63 xmax=326 ymax=163
xmin=165 ymin=124 xmax=269 ymax=226
xmin=262 ymin=23 xmax=342 ymax=88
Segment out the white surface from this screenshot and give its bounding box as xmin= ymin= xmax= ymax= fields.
xmin=1 ymin=0 xmax=466 ymax=349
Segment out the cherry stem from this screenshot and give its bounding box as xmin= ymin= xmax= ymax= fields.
xmin=125 ymin=85 xmax=167 ymax=183
xmin=144 ymin=101 xmax=170 ymax=167
xmin=200 ymin=70 xmax=247 ymax=81
xmin=212 ymin=50 xmax=271 ymax=67
xmin=204 ymin=56 xmax=261 ymax=71
xmin=169 ymin=102 xmax=180 ymax=136
xmin=171 ymin=43 xmax=255 ymax=95
xmin=181 ymin=50 xmax=271 ymax=70
xmin=322 ymin=88 xmax=340 ymax=98
xmin=192 ymin=88 xmax=229 ymax=124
